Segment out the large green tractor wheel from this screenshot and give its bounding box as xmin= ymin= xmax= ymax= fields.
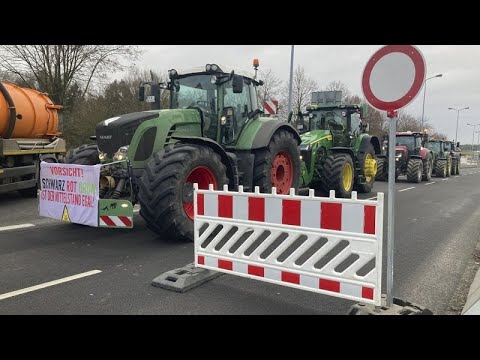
xmin=435 ymin=159 xmax=447 ymax=178
xmin=323 ymin=153 xmax=355 ymax=198
xmin=65 ymin=144 xmax=100 ymax=165
xmin=355 ymin=143 xmax=376 ymax=193
xmin=375 ymin=157 xmax=388 ymax=181
xmin=138 ymin=143 xmax=228 ymax=242
xmin=406 ymin=158 xmax=423 ymax=183
xmin=253 ymin=130 xmax=300 ymax=195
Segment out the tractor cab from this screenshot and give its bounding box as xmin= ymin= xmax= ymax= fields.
xmin=299 ymin=91 xmax=368 ymax=147
xmin=140 ymin=63 xmax=262 ymax=147
xmin=395 ymin=132 xmax=428 ymax=157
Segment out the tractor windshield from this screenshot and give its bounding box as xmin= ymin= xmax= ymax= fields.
xmin=444 ymin=143 xmax=452 ymax=151
xmin=396 ymin=136 xmax=416 ymax=150
xmin=426 ymin=142 xmax=441 ymax=152
xmin=310 ymin=109 xmax=347 ymax=132
xmin=170 ymin=73 xmax=257 ymax=143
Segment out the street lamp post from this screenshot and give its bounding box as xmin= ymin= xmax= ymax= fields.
xmin=421 ymin=74 xmax=443 ymax=131
xmin=467 ymin=123 xmax=480 ymax=152
xmin=449 ymin=106 xmax=470 ymax=145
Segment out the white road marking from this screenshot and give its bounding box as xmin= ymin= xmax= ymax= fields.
xmin=425 ymin=182 xmax=436 ymax=185
xmin=0 ymin=224 xmax=35 ymax=232
xmin=0 ymin=270 xmax=102 ymax=301
xmin=442 ymin=179 xmax=448 ymax=181
xmin=399 ymin=187 xmax=415 ymax=192
xmin=366 ymin=196 xmax=377 ymax=200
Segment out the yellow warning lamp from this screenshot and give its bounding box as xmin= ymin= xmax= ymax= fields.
xmin=253 ymin=58 xmax=260 ymax=70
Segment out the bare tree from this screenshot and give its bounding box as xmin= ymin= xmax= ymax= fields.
xmin=256 ymin=68 xmax=282 ymax=107
xmin=279 ymin=66 xmax=318 ymax=121
xmin=0 ymin=45 xmax=141 ymax=108
xmin=324 ymin=80 xmax=351 ymax=100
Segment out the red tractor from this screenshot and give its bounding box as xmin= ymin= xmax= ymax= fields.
xmin=376 ymin=131 xmax=433 ymax=183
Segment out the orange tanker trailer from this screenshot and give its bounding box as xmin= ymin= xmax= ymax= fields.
xmin=0 ymin=81 xmax=66 ymax=196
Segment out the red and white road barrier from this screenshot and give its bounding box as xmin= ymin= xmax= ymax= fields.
xmin=194 ymin=185 xmax=384 ymax=306
xmin=263 ymin=100 xmax=278 ymax=115
xmin=99 ymin=215 xmax=133 ymax=228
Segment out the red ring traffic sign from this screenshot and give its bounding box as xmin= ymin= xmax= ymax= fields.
xmin=362 ymin=45 xmax=426 ymax=112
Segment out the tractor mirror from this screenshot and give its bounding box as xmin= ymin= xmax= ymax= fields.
xmin=287 ymin=111 xmax=293 ymax=123
xmin=232 ymin=74 xmax=244 ymax=94
xmin=139 ymin=85 xmax=145 ymax=102
xmin=361 ymin=122 xmax=370 ymax=133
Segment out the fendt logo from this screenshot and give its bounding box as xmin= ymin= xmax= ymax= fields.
xmin=99 ymin=135 xmax=112 ymax=140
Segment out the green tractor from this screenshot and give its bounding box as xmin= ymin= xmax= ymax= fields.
xmin=65 ymin=62 xmax=301 ymax=241
xmin=296 ymin=91 xmax=381 ymax=198
xmin=426 ymin=139 xmax=452 ymax=178
xmin=444 ymin=140 xmax=461 ymax=175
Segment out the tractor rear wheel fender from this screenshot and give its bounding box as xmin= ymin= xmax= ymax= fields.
xmin=172 ymin=135 xmax=236 ymax=188
xmin=330 ymin=147 xmax=356 ymax=160
xmin=251 ymin=122 xmax=301 ymax=150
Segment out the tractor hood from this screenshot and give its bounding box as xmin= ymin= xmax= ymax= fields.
xmin=96 ymin=111 xmax=160 ymax=156
xmin=395 ymin=145 xmax=408 ymax=155
xmin=300 ymin=130 xmax=332 ymax=148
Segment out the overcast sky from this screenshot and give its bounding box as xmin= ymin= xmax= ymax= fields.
xmin=130 ymin=45 xmax=480 ymax=145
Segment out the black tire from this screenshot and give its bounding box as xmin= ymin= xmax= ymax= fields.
xmin=446 ymin=159 xmax=451 ymax=177
xmin=65 ymin=144 xmax=100 ymax=165
xmin=422 ymin=155 xmax=433 ymax=181
xmin=435 ymin=159 xmax=447 ymax=178
xmin=456 ymin=159 xmax=461 ymax=175
xmin=322 ymin=153 xmax=355 ymax=198
xmin=252 ymin=130 xmax=300 ymax=195
xmin=452 ymin=158 xmax=458 ymax=175
xmin=375 ymin=157 xmax=388 ymax=181
xmin=138 ymin=144 xmax=228 ymax=242
xmin=406 ymin=158 xmax=423 ymax=183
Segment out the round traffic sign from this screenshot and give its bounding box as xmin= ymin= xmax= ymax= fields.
xmin=362 ymin=45 xmax=426 ymax=112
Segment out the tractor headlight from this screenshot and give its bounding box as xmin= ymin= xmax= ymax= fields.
xmin=300 ymin=155 xmax=303 ymax=161
xmin=113 ymin=146 xmax=129 ymax=161
xmin=210 ymin=75 xmax=218 ymax=85
xmin=98 ymin=151 xmax=107 ymax=161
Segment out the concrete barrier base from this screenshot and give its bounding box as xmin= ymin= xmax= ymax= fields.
xmin=348 ymin=296 xmax=433 ymax=315
xmin=152 ymin=262 xmax=223 ymax=293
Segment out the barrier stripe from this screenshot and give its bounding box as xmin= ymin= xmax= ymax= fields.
xmin=100 ymin=215 xmax=116 ymax=227
xmin=199 ymin=193 xmax=378 ymax=235
xmin=199 ymin=255 xmax=374 ymax=300
xmin=118 ymin=216 xmax=133 ymax=227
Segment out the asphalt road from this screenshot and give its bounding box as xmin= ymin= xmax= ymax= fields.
xmin=1 ymin=167 xmax=479 ymax=314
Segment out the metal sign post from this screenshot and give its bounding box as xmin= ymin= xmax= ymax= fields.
xmin=386 ymin=110 xmax=397 ymax=306
xmin=362 ymin=45 xmax=426 ymax=308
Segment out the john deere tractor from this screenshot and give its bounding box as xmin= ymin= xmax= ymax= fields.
xmin=297 ymin=91 xmax=381 ymax=198
xmin=376 ymin=131 xmax=433 ymax=183
xmin=65 ymin=61 xmax=301 ymax=241
xmin=426 ymin=139 xmax=452 ymax=178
